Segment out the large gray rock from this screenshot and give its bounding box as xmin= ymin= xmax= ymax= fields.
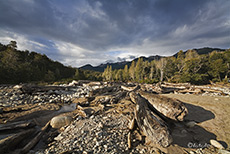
xmin=50 ymin=115 xmax=72 ymax=129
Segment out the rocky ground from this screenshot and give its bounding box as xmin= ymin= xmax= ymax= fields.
xmin=0 ymin=81 xmax=230 ymax=154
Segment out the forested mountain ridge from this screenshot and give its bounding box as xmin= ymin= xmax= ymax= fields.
xmin=80 ymin=48 xmax=225 ymax=72
xmin=0 ymin=41 xmax=229 ymax=85
xmin=0 ymin=41 xmax=76 ymax=84
xmin=101 ymin=49 xmax=230 ymax=84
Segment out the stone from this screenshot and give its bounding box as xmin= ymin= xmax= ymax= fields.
xmin=186 ymin=121 xmax=197 ymax=128
xmin=210 ymin=139 xmax=224 ymax=149
xmin=50 ymin=115 xmax=72 ymax=129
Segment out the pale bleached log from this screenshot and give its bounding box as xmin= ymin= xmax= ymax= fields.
xmin=129 ymin=92 xmax=172 ymax=147
xmin=139 ymin=91 xmax=188 ymax=121
xmin=128 ymin=132 xmax=132 ymax=149
xmin=121 ymin=85 xmax=140 ymax=92
xmin=128 ymin=118 xmax=135 ymax=130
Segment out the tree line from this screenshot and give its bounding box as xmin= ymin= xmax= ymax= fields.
xmin=0 ymin=41 xmax=78 ymax=84
xmin=1 ymin=41 xmax=229 ymax=85
xmin=102 ymin=49 xmax=230 ymax=84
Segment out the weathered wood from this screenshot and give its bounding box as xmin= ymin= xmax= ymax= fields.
xmin=127 ymin=132 xmax=132 ymax=149
xmin=0 ymin=128 xmax=36 ymax=153
xmin=162 ymin=82 xmax=191 ymax=87
xmin=0 ymin=120 xmax=35 ymax=131
xmin=128 ymin=118 xmax=135 ymax=130
xmin=20 ymin=121 xmax=51 ymax=154
xmin=121 ymin=85 xmax=140 ymax=92
xmin=139 ymin=91 xmax=188 ymax=121
xmin=110 ymin=91 xmax=127 ymax=104
xmin=129 ymin=92 xmax=172 ymax=147
xmin=176 ymin=88 xmax=202 ymax=94
xmin=90 ymin=86 xmax=118 ymax=96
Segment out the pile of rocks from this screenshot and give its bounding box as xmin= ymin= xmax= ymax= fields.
xmin=0 ymin=85 xmax=26 ymax=107
xmin=44 ymin=113 xmax=130 ymax=154
xmin=0 ymin=82 xmax=105 ymax=109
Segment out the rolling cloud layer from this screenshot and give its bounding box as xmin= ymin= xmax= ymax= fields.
xmin=0 ymin=0 xmax=229 ymax=67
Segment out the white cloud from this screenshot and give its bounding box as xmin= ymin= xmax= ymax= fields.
xmin=53 ymin=41 xmax=115 ymax=67
xmin=0 ymin=30 xmax=47 ymax=51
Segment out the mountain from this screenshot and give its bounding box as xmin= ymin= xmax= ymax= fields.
xmin=80 ymin=55 xmax=162 ymax=72
xmin=80 ymin=47 xmax=225 ymax=72
xmin=173 ymin=47 xmax=225 ymax=57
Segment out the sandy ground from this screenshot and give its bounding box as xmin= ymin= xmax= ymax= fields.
xmin=162 ymin=94 xmax=230 ymax=152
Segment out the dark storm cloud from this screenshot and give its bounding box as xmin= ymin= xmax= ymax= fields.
xmin=0 ymin=0 xmax=229 ymax=66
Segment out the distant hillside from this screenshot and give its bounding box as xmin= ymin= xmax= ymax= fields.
xmin=0 ymin=41 xmax=75 ymax=84
xmin=80 ymin=47 xmax=225 ymax=72
xmin=173 ymin=47 xmax=225 ymax=57
xmin=80 ymin=55 xmax=162 ymax=72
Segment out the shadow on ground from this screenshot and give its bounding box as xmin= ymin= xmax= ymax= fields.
xmin=184 ymin=103 xmax=215 ymax=123
xmin=171 ymin=102 xmax=217 ymax=148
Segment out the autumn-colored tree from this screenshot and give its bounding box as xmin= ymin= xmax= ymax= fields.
xmin=129 ymin=61 xmax=135 ymax=81
xmin=135 ymin=58 xmax=144 ymax=81
xmin=102 ymin=65 xmax=113 ymax=81
xmin=115 ymin=69 xmax=123 ymax=81
xmin=123 ymin=65 xmax=129 ymax=81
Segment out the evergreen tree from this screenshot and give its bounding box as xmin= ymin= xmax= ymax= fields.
xmin=149 ymin=60 xmax=156 ymax=80
xmin=164 ymin=57 xmax=177 ymax=82
xmin=176 ymin=50 xmax=185 ymax=73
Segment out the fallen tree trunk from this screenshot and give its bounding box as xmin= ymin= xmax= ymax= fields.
xmin=0 ymin=120 xmax=35 ymax=131
xmin=90 ymin=86 xmax=119 ymax=96
xmin=20 ymin=120 xmax=51 ymax=154
xmin=129 ymin=92 xmax=172 ymax=147
xmin=121 ymin=85 xmax=140 ymax=92
xmin=139 ymin=91 xmax=188 ymax=121
xmin=0 ymin=128 xmax=36 ymax=153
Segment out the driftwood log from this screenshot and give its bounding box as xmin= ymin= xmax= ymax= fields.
xmin=0 ymin=128 xmax=36 ymax=153
xmin=139 ymin=91 xmax=188 ymax=121
xmin=20 ymin=120 xmax=51 ymax=154
xmin=121 ymin=85 xmax=140 ymax=92
xmin=0 ymin=120 xmax=35 ymax=131
xmin=129 ymin=92 xmax=173 ymax=147
xmin=90 ymin=86 xmax=119 ymax=96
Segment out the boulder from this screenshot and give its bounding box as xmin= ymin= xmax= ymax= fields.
xmin=50 ymin=116 xmax=72 ymax=129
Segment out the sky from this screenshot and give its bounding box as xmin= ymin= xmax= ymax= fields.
xmin=0 ymin=0 xmax=230 ymax=67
